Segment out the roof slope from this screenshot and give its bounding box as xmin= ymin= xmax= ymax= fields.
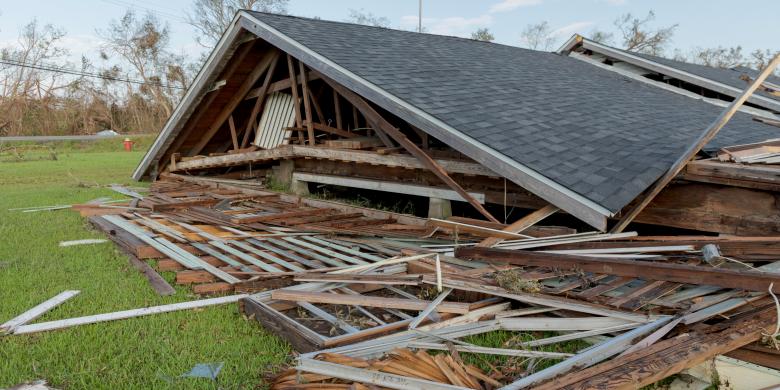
xmin=244 ymin=12 xmax=779 ymax=213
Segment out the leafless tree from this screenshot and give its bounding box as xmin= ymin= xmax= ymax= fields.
xmin=187 ymin=0 xmax=288 ymax=48
xmin=519 ymin=21 xmax=555 ymax=51
xmin=588 ymin=29 xmax=614 ymax=45
xmin=346 ymin=8 xmax=390 ymax=28
xmin=99 ymin=11 xmax=189 ymax=119
xmin=471 ymin=28 xmax=495 ymax=42
xmin=682 ymin=46 xmax=747 ymax=68
xmin=614 ymin=11 xmax=677 ymax=55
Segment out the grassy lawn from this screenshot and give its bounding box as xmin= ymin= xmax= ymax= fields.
xmin=0 ymin=138 xmax=289 ymax=389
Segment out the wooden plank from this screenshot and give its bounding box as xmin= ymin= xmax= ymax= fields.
xmin=457 ymin=247 xmax=780 ymax=293
xmin=13 ymin=294 xmax=248 ymax=335
xmin=270 ymin=290 xmax=470 ymax=314
xmin=322 ymin=74 xmax=499 ymax=223
xmin=612 ymin=54 xmax=780 ymax=232
xmin=299 ymin=61 xmax=316 ymax=145
xmin=477 ymin=204 xmax=558 ymax=247
xmin=1 ymin=291 xmax=80 ymax=334
xmin=189 ymin=49 xmax=279 ymax=156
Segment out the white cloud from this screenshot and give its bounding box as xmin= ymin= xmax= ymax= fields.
xmin=550 ymin=21 xmax=595 ymax=38
xmin=603 ymin=0 xmax=627 ymax=5
xmin=58 ymin=34 xmax=106 ymax=62
xmin=401 ymin=14 xmax=493 ymax=37
xmin=489 ymin=0 xmax=543 ymax=14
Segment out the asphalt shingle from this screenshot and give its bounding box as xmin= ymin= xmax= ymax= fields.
xmin=248 ymin=12 xmax=780 ymax=213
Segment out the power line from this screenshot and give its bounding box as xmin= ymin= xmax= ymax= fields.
xmin=0 ymin=58 xmax=187 ymax=90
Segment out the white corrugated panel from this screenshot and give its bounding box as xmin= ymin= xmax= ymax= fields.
xmin=253 ymin=92 xmax=296 ymax=149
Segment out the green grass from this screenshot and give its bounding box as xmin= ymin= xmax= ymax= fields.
xmin=0 ymin=140 xmax=290 ymax=389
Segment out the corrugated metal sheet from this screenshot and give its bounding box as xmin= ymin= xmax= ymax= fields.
xmin=253 ymin=92 xmax=296 ymax=149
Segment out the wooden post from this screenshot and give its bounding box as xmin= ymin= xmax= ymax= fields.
xmin=611 ymin=54 xmax=780 ymax=233
xmin=321 ymin=73 xmax=499 ymax=223
xmin=299 ymin=62 xmax=316 ymax=145
xmin=334 ymin=90 xmax=343 ymax=130
xmin=228 ymin=115 xmax=239 ymax=150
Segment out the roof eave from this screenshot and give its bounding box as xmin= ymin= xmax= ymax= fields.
xmin=575 ymin=38 xmax=780 ymax=113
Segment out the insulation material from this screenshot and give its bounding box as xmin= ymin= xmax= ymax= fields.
xmin=253 ymin=92 xmax=295 ymax=149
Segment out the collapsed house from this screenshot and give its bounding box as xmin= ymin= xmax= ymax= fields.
xmin=50 ymin=10 xmax=780 ymax=389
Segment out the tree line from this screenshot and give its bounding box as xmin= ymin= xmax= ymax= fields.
xmin=0 ymin=2 xmax=776 ymax=137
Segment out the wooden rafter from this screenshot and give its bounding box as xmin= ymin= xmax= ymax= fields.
xmin=286 ymin=55 xmax=304 ymax=144
xmin=320 ymin=72 xmax=499 ymax=223
xmin=299 ymin=61 xmax=316 ymax=145
xmin=189 ymin=49 xmax=279 ymax=156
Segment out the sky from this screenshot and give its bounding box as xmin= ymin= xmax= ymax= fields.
xmin=0 ymin=0 xmax=777 ymax=65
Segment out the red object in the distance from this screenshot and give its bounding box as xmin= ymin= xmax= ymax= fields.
xmin=123 ymin=138 xmax=135 ymax=152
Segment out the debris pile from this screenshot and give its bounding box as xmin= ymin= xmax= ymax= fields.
xmin=60 ymin=174 xmax=780 ymax=389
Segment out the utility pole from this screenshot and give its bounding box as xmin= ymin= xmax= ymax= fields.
xmin=418 ymin=0 xmax=422 ymax=32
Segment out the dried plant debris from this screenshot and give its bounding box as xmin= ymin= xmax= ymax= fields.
xmin=495 ymin=269 xmax=541 ymax=293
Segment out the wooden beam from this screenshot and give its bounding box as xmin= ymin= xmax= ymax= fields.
xmin=477 ymin=204 xmax=559 ymax=247
xmin=456 ymin=247 xmax=780 ymax=293
xmin=320 ymin=73 xmax=500 ymax=223
xmin=241 ymin=52 xmax=280 ymax=148
xmin=611 ymin=54 xmax=780 ymax=233
xmin=299 ymin=61 xmax=316 ymax=145
xmin=334 ymin=90 xmax=343 ymax=130
xmin=189 ymin=49 xmax=279 ymax=156
xmin=286 ymin=55 xmax=303 ymax=128
xmin=270 ymin=290 xmax=470 ymax=314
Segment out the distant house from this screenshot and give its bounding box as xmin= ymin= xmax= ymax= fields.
xmin=135 ymin=12 xmax=780 ymax=233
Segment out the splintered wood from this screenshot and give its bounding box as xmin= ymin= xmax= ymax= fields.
xmin=272 ymin=350 xmax=496 ymax=389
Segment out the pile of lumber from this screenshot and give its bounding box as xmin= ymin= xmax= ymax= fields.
xmin=75 ymin=174 xmax=780 ymax=389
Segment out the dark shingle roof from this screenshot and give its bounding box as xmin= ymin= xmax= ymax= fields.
xmin=247 ymin=12 xmax=780 ymax=213
xmin=629 ymin=52 xmax=780 ymax=102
